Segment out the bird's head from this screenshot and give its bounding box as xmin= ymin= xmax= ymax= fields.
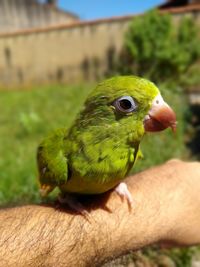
xmin=79 ymin=76 xmax=176 ymax=142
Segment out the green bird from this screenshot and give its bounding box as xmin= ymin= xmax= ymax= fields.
xmin=37 ymin=76 xmax=176 ymax=211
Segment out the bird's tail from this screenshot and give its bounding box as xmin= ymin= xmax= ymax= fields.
xmin=39 ymin=183 xmax=55 ymax=197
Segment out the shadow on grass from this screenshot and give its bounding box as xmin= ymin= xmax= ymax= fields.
xmin=186 ymin=105 xmax=200 ymax=158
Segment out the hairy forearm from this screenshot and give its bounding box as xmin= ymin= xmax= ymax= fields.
xmin=1 ymin=160 xmax=200 ymax=267
xmin=0 ymin=204 xmax=163 ymax=267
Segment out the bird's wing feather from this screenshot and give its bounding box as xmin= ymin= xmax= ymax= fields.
xmin=37 ymin=128 xmax=68 ymax=195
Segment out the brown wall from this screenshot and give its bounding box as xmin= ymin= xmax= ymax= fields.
xmin=0 ymin=17 xmax=131 ymax=85
xmin=0 ymin=0 xmax=79 ymax=33
xmin=0 ymin=8 xmax=199 ymax=86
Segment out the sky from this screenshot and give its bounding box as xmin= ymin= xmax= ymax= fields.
xmin=59 ymin=0 xmax=165 ymax=20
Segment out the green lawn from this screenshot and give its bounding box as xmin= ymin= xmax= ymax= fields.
xmin=0 ymin=84 xmax=93 ymax=205
xmin=0 ymin=83 xmax=187 ymax=206
xmin=0 ymin=82 xmax=198 ymax=266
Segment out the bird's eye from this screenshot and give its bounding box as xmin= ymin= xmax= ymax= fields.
xmin=113 ymin=96 xmax=138 ymax=114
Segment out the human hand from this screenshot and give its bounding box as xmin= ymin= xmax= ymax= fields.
xmin=0 ymin=160 xmax=200 ymax=267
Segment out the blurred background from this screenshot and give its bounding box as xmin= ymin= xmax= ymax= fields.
xmin=0 ymin=0 xmax=200 ymax=266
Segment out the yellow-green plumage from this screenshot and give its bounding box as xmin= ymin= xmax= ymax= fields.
xmin=37 ymin=76 xmax=159 ymax=195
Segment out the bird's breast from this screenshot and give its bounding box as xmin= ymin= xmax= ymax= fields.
xmin=60 ymin=145 xmax=136 ymax=194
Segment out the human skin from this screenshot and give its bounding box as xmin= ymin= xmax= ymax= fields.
xmin=0 ymin=160 xmax=200 ymax=267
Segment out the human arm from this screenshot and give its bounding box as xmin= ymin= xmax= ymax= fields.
xmin=1 ymin=160 xmax=200 ymax=267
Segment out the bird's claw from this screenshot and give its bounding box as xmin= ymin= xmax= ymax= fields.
xmin=58 ymin=194 xmax=91 ymax=220
xmin=115 ymin=182 xmax=133 ymax=209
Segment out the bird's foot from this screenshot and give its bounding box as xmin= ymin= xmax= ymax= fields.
xmin=58 ymin=193 xmax=90 ymax=219
xmin=115 ymin=182 xmax=133 ymax=209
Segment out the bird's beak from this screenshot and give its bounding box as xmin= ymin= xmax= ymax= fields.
xmin=143 ymin=94 xmax=177 ymax=132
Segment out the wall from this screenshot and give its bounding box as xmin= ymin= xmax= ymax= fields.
xmin=0 ymin=0 xmax=79 ymax=33
xmin=0 ymin=17 xmax=131 ymax=85
xmin=0 ymin=6 xmax=199 ymax=86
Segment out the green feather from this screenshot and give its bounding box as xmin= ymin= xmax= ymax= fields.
xmin=37 ymin=128 xmax=68 ymax=186
xmin=37 ymin=76 xmax=159 ymax=195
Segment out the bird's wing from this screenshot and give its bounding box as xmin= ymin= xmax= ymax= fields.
xmin=37 ymin=128 xmax=68 ymax=196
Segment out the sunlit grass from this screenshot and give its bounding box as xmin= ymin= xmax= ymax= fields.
xmin=0 ymin=83 xmax=188 ymax=205
xmin=0 ymin=84 xmax=93 ymax=205
xmin=0 ymin=82 xmax=198 ymax=266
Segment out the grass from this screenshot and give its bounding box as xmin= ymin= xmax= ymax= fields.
xmin=0 ymin=82 xmax=186 ymax=205
xmin=0 ymin=82 xmax=188 ymax=205
xmin=0 ymin=82 xmax=198 ymax=266
xmin=0 ymin=84 xmax=93 ymax=205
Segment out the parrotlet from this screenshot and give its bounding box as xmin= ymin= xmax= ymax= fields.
xmin=37 ymin=76 xmax=176 ymax=211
